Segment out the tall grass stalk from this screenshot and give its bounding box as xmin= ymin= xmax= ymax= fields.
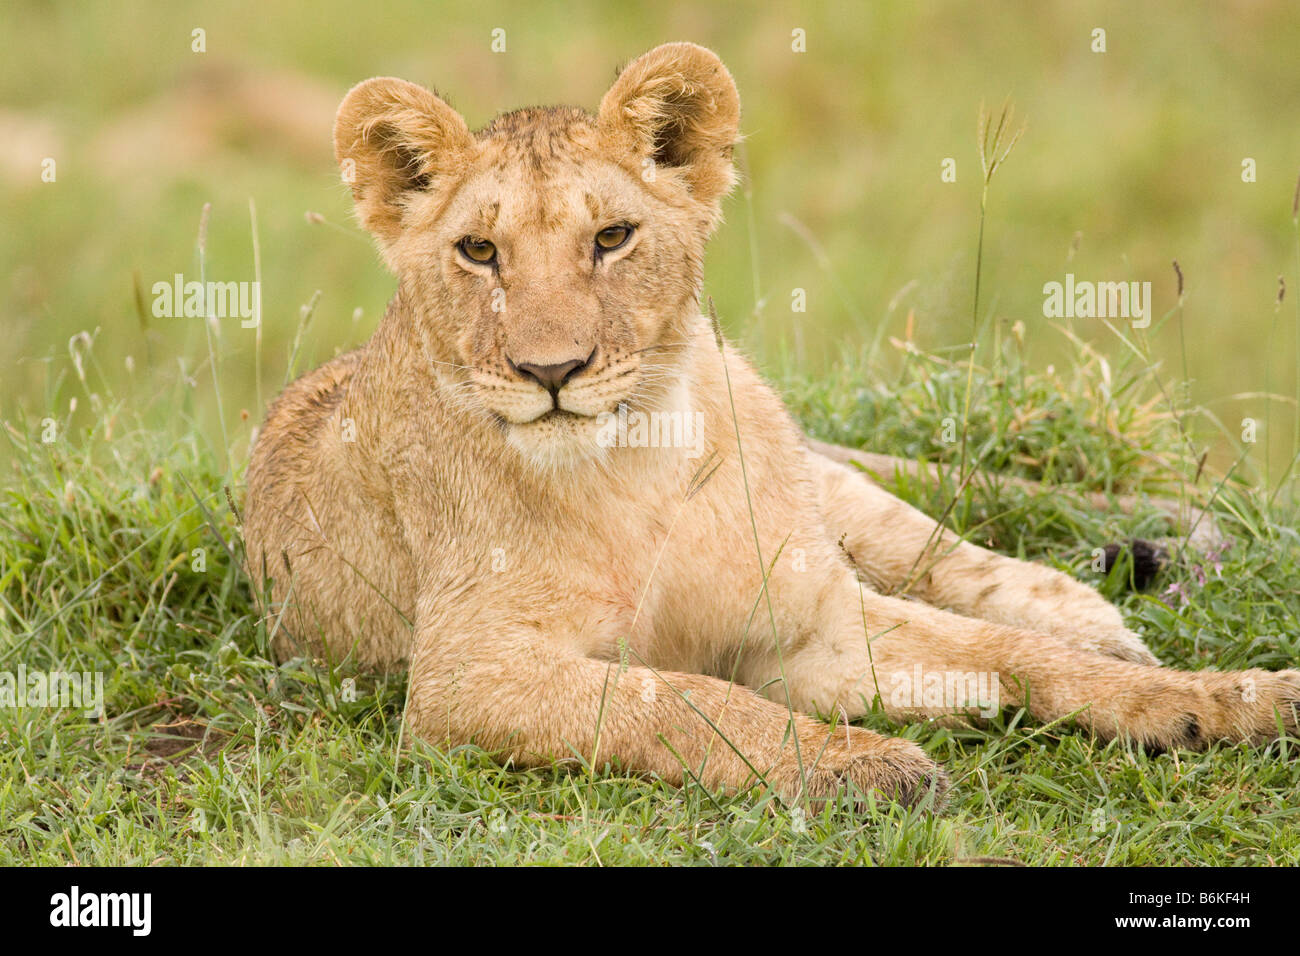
xmin=196 ymin=203 xmax=232 ymax=479
xmin=960 ymin=101 xmax=1023 ymax=487
xmin=1291 ymin=170 xmax=1300 ymax=495
xmin=250 ymin=198 xmax=264 ymax=417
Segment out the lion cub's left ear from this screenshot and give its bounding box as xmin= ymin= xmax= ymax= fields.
xmin=597 ymin=42 xmax=740 ymax=205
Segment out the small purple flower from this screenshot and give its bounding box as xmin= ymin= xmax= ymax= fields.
xmin=1163 ymin=581 xmax=1190 ymax=608
xmin=1203 ymin=536 xmax=1234 ymax=579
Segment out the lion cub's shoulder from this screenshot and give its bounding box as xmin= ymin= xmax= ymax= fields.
xmin=253 ymin=347 xmax=364 ymax=460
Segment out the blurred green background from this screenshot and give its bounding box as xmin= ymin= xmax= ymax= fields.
xmin=3 ymin=0 xmax=1299 ymax=478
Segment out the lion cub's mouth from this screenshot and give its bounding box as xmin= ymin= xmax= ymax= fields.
xmin=492 ymin=408 xmax=592 ymax=429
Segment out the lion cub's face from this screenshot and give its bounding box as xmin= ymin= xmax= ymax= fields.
xmin=401 ymin=112 xmax=702 ymax=465
xmin=334 ymin=44 xmax=740 ymax=467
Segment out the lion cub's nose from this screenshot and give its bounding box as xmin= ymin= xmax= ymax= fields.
xmin=510 ymin=355 xmax=590 ymax=396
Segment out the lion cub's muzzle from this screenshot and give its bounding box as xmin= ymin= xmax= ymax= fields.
xmin=507 ymin=348 xmax=594 ymax=403
xmin=485 ymin=345 xmax=615 ymax=424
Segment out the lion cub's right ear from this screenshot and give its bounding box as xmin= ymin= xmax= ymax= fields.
xmin=333 ymin=77 xmax=475 ymax=245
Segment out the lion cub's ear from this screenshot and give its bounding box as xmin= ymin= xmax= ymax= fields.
xmin=597 ymin=42 xmax=740 ymax=206
xmin=333 ymin=77 xmax=475 ymax=245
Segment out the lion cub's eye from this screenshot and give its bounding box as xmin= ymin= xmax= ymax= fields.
xmin=594 ymin=224 xmax=634 ymax=253
xmin=458 ymin=236 xmax=497 ymax=265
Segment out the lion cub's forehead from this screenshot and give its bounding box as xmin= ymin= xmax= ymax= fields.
xmin=477 ymin=106 xmax=598 ymax=164
xmin=460 ymin=106 xmax=640 ymax=233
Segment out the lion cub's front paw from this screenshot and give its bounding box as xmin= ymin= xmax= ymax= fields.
xmin=1092 ymin=668 xmax=1300 ymax=749
xmin=1201 ymin=668 xmax=1300 ymax=745
xmin=777 ymin=729 xmax=948 ymax=811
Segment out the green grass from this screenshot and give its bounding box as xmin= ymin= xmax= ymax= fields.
xmin=4 ymin=320 xmax=1300 ymax=866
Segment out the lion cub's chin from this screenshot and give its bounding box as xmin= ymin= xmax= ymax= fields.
xmin=503 ymin=410 xmax=609 ymax=470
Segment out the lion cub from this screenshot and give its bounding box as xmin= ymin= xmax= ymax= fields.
xmin=244 ymin=42 xmax=1300 ymax=807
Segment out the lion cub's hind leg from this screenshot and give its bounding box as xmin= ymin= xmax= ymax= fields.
xmin=752 ymin=568 xmax=1300 ymax=751
xmin=810 ymin=449 xmax=1160 ymax=666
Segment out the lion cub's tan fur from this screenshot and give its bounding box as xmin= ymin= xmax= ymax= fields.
xmin=244 ymin=43 xmax=1300 ymax=807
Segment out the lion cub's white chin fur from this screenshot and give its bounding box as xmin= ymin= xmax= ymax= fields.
xmin=503 ymin=410 xmax=609 ymax=470
xmin=505 ymin=374 xmax=697 ymax=473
